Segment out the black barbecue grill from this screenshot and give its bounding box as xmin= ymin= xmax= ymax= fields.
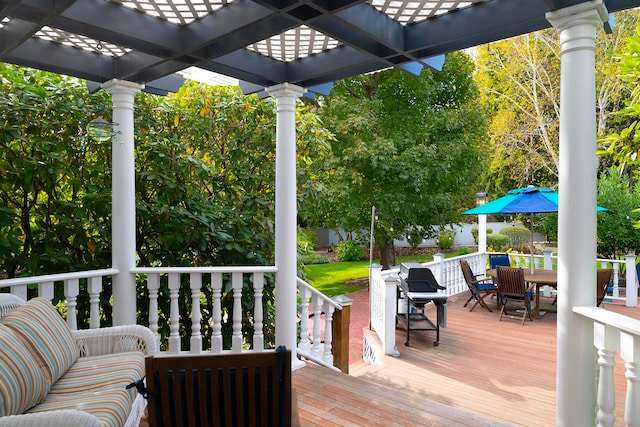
xmin=397 ymin=263 xmax=447 ymax=346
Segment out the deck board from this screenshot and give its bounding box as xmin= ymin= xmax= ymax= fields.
xmin=292 ymin=290 xmax=640 ymax=426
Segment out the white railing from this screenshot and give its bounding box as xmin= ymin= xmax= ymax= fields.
xmin=132 ymin=266 xmax=278 ymax=354
xmin=0 ymin=266 xmax=347 ymax=367
xmin=296 ymin=277 xmax=342 ymax=372
xmin=0 ymin=268 xmax=118 ymax=329
xmin=573 ymin=305 xmax=640 ymax=426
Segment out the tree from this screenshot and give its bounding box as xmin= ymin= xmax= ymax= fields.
xmin=596 ymin=167 xmax=640 ymax=259
xmin=0 ymin=65 xmax=332 ymax=349
xmin=599 ymin=14 xmax=640 ymax=179
xmin=301 ymin=52 xmax=488 ymax=269
xmin=475 ymin=9 xmax=640 ymax=196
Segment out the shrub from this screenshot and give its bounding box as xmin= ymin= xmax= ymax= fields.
xmin=471 ymin=227 xmax=493 ymax=244
xmin=499 ymin=226 xmax=530 ymax=251
xmin=300 ymin=254 xmax=329 ymax=265
xmin=297 ymin=228 xmax=317 ymax=255
xmin=487 ymin=233 xmax=509 ymax=251
xmin=335 ymin=240 xmax=363 ymax=261
xmin=437 ymin=229 xmax=455 ymax=250
xmin=456 ymin=247 xmax=472 ymax=256
xmin=406 ymin=227 xmax=426 ymax=248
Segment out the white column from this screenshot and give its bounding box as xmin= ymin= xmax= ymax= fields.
xmin=478 ymin=214 xmax=487 ymax=253
xmin=266 ymin=83 xmax=306 ymax=370
xmin=103 ymin=79 xmax=144 ymax=326
xmin=546 ymin=2 xmax=608 ymax=426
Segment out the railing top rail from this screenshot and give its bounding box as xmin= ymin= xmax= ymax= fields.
xmin=132 ymin=266 xmax=278 ymax=274
xmin=0 ymin=268 xmax=119 ymax=287
xmin=296 ymin=277 xmax=342 ymax=310
xmin=595 ymin=258 xmax=625 ymax=264
xmin=574 ymin=305 xmax=640 ymax=336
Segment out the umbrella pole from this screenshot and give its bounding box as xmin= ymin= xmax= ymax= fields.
xmin=530 ymin=213 xmax=534 ymax=275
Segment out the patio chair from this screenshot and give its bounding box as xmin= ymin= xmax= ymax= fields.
xmin=596 ymin=268 xmax=614 ymax=307
xmin=496 ymin=266 xmax=534 ymax=325
xmin=489 ymin=253 xmax=511 ymax=269
xmin=460 ymin=259 xmax=499 ymax=312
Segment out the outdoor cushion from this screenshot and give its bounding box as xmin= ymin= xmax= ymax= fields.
xmin=476 ymin=283 xmax=497 ymax=291
xmin=26 ymin=388 xmax=133 ymax=427
xmin=48 ymin=351 xmax=145 ymax=401
xmin=0 ymin=325 xmax=51 ymax=416
xmin=1 ymin=297 xmax=79 ymax=383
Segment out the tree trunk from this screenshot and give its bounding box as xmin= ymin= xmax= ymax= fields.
xmin=379 ymin=240 xmax=396 ymax=270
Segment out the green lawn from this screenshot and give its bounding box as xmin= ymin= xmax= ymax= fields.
xmin=303 ymin=253 xmax=451 ymax=297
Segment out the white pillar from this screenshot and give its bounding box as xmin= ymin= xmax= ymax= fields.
xmin=266 ymin=83 xmax=306 ymax=370
xmin=546 ymin=2 xmax=607 ymax=425
xmin=103 ymin=79 xmax=144 ymax=326
xmin=478 ymin=214 xmax=487 ymax=253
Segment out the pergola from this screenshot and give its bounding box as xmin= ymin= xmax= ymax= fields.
xmin=2 ymin=1 xmax=639 ymax=425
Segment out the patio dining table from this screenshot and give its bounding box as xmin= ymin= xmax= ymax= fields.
xmin=488 ymin=268 xmax=558 ymax=318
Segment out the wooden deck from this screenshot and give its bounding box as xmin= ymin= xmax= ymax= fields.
xmin=293 ymin=291 xmax=640 ymax=426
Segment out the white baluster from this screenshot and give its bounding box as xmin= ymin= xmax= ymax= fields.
xmin=252 ymin=273 xmax=264 ymax=352
xmin=88 ymin=276 xmax=102 ymax=329
xmin=64 ymin=278 xmax=79 ymax=330
xmin=211 ymin=272 xmax=223 ymax=353
xmin=36 ymin=282 xmax=52 ymax=301
xmin=613 ymin=265 xmax=620 ymax=299
xmin=298 ymin=286 xmax=311 ymax=353
xmin=323 ymin=302 xmax=334 ymax=365
xmin=168 ymin=273 xmax=181 ymax=353
xmin=312 ymin=295 xmax=323 ymax=358
xmin=147 ymin=274 xmax=160 ymax=337
xmin=594 ymin=322 xmax=619 ymax=427
xmin=9 ymin=284 xmax=27 ymax=301
xmin=190 ymin=273 xmax=202 ymax=354
xmin=621 ymin=331 xmax=640 ymax=427
xmin=231 ymin=272 xmax=244 ymax=353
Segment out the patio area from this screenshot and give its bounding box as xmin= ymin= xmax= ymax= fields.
xmin=292 ymin=290 xmax=639 ymax=426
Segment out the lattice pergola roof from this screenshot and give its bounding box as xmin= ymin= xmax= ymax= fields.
xmin=0 ymin=1 xmax=636 ymax=90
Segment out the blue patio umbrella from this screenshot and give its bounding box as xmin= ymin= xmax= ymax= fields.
xmin=463 ymin=185 xmax=607 ymax=272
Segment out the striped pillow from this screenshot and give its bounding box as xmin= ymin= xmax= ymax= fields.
xmin=1 ymin=298 xmax=79 ymax=383
xmin=0 ymin=325 xmax=51 ymax=416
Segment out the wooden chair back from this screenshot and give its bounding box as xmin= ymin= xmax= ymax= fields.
xmin=596 ymin=268 xmax=614 ymax=307
xmin=145 ymin=347 xmax=292 ymax=427
xmin=460 ymin=259 xmax=477 ymax=287
xmin=496 ymin=266 xmax=527 ymax=298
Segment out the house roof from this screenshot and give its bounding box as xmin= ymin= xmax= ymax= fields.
xmin=0 ymin=1 xmax=637 ymax=92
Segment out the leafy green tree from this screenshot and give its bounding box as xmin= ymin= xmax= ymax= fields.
xmin=476 ymin=9 xmax=639 ymax=196
xmin=596 ymin=167 xmax=640 ymax=259
xmin=599 ymin=15 xmax=640 ymax=179
xmin=0 ymin=65 xmax=332 ymax=349
xmin=0 ymin=65 xmax=113 ymax=279
xmin=301 ymin=52 xmax=488 ymax=269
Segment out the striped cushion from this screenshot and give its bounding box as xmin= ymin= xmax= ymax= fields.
xmin=26 ymin=388 xmax=132 ymax=427
xmin=0 ymin=325 xmax=51 ymax=416
xmin=49 ymin=352 xmax=145 ymax=401
xmin=1 ymin=298 xmax=79 ymax=383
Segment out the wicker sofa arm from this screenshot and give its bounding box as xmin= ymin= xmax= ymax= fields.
xmin=73 ymin=325 xmax=158 ymax=357
xmin=0 ymin=410 xmax=103 ymax=427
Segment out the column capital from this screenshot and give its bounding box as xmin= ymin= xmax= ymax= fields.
xmin=266 ymin=83 xmax=306 ymax=99
xmin=102 ymin=79 xmax=145 ymax=96
xmin=546 ymin=0 xmax=607 ymax=31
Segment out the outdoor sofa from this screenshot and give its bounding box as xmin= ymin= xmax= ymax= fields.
xmin=0 ymin=295 xmax=157 ymax=427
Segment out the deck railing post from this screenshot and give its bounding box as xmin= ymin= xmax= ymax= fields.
xmin=433 ymin=253 xmax=445 ymax=287
xmin=331 ymin=295 xmax=353 ymax=373
xmin=626 ymin=254 xmax=637 ymax=308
